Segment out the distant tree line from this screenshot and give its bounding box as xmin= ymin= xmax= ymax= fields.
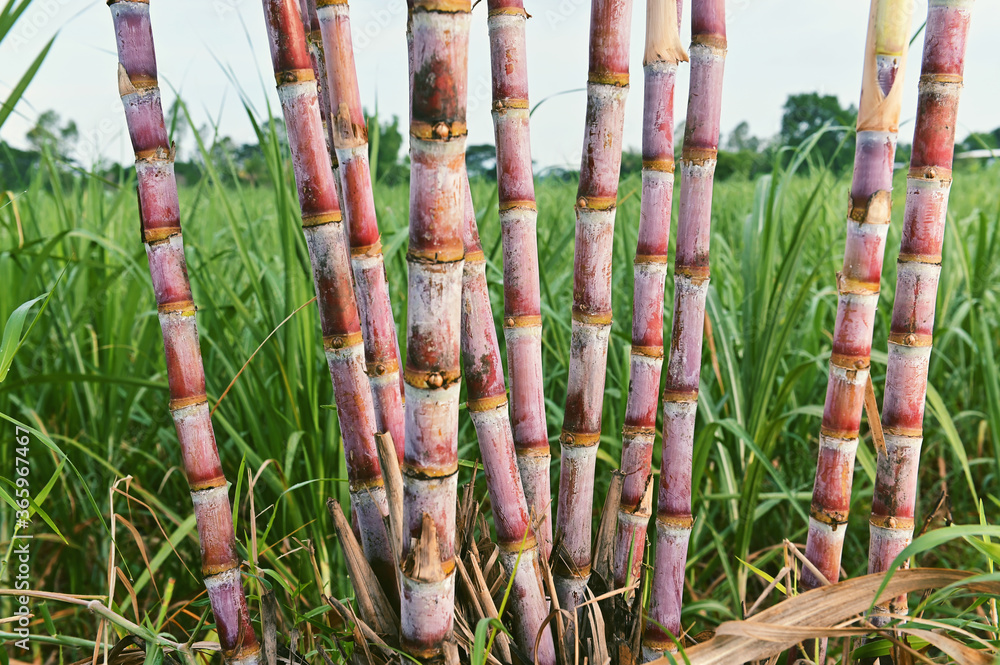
xmin=2 ymin=93 xmax=997 ymax=192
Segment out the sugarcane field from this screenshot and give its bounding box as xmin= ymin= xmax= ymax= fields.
xmin=4 ymin=0 xmax=1000 ymax=662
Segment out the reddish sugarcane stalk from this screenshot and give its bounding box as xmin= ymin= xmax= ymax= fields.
xmin=258 ymin=0 xmax=394 ymax=596
xmin=400 ymin=1 xmax=470 ymax=659
xmin=316 ymin=0 xmax=406 ymax=461
xmin=108 ymin=3 xmax=261 ymax=663
xmin=459 ymin=173 xmax=556 ymax=665
xmin=644 ymin=0 xmax=725 ymax=656
xmin=300 ymin=0 xmax=343 ymax=193
xmin=803 ymin=0 xmax=913 ymax=596
xmin=613 ymin=0 xmax=687 ymax=593
xmin=554 ymin=0 xmax=634 ymax=616
xmin=869 ymin=0 xmax=973 ymax=623
xmin=486 ymin=0 xmax=552 ymax=560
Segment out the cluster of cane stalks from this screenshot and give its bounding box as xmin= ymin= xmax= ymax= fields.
xmin=108 ymin=0 xmax=974 ymax=662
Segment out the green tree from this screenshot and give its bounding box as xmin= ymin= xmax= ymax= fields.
xmin=25 ymin=110 xmax=78 ymax=162
xmin=780 ymin=93 xmax=856 ymax=171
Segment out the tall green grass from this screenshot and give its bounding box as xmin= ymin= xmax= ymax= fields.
xmin=2 ymin=127 xmax=1000 ymax=659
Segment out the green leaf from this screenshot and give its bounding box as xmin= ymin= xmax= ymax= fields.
xmin=0 ymin=35 xmax=54 ymax=131
xmin=0 ymin=292 xmax=49 ymax=382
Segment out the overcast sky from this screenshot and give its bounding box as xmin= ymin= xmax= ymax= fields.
xmin=1 ymin=1 xmax=998 ymax=169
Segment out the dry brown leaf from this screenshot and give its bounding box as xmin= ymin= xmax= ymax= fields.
xmin=647 ymin=568 xmax=1000 ymax=664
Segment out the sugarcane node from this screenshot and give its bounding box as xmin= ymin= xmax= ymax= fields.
xmin=407 ymin=243 xmax=465 ymax=264
xmin=634 ymin=253 xmax=670 ymax=265
xmin=169 ymin=393 xmax=208 ymax=411
xmin=682 ymin=146 xmax=719 ymax=164
xmin=404 ymin=366 xmax=461 ymax=390
xmin=571 ymin=307 xmax=613 ymax=326
xmin=883 ymin=425 xmax=923 ymax=439
xmin=412 ymin=0 xmax=471 ymax=12
xmin=560 ymin=429 xmax=600 ymax=448
xmin=503 ymin=314 xmax=542 ymax=328
xmin=909 ymin=164 xmax=952 ymax=181
xmin=315 ymin=0 xmax=348 ymax=6
xmin=662 ymin=389 xmax=699 ymax=403
xmin=692 ymin=32 xmax=728 ymax=51
xmin=467 ymin=393 xmax=508 ymax=413
xmin=655 ymin=513 xmax=694 ymax=530
xmin=870 ymin=514 xmax=915 ymax=530
xmin=201 ymin=559 xmax=241 ymax=579
xmin=323 ymin=332 xmax=363 ymax=351
xmin=588 ymin=70 xmax=630 ymax=87
xmin=274 ymin=68 xmax=315 ymax=85
xmin=464 ymin=249 xmax=486 ymax=263
xmin=631 ymin=344 xmax=665 ymax=359
xmin=108 ymin=0 xmax=149 ymax=4
xmin=142 ymin=226 xmax=181 ymax=244
xmin=401 ymin=460 xmax=460 ymax=480
xmin=888 ymin=331 xmax=933 ymax=348
xmin=836 ymin=272 xmax=880 ymax=296
xmin=225 ymin=643 xmax=264 ymax=663
xmin=514 ymin=446 xmax=551 ymax=458
xmin=350 ymin=239 xmax=383 ymax=257
xmin=810 ymin=506 xmax=849 ymax=528
xmin=498 ymin=199 xmax=536 ymax=212
xmin=675 ymin=264 xmax=711 ymax=281
xmin=492 ymin=98 xmax=529 ymax=112
xmin=157 ymin=299 xmax=196 ymax=315
xmin=921 ymin=72 xmax=964 ymax=85
xmin=348 ymin=475 xmax=387 ymax=492
xmin=487 ymin=5 xmax=527 ymax=17
xmin=497 ymin=532 xmax=539 ymax=554
xmin=187 ymin=476 xmax=228 ymax=493
xmin=622 ymin=424 xmax=656 ymax=438
xmin=301 ymin=211 xmax=343 ymax=228
xmin=897 ymin=251 xmax=944 ymax=265
xmin=642 ymin=158 xmax=675 ymax=173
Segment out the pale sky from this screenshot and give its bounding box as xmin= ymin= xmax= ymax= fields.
xmin=1 ymin=1 xmax=998 ymax=169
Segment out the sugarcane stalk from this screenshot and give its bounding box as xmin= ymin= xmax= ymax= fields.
xmin=299 ymin=0 xmax=347 ymax=206
xmin=459 ymin=172 xmax=556 ymax=665
xmin=486 ymin=0 xmax=552 ymax=560
xmin=613 ymin=0 xmax=687 ymax=593
xmin=315 ymin=0 xmax=406 ymax=461
xmin=400 ymin=1 xmax=471 ymax=659
xmin=803 ymin=0 xmax=913 ymax=594
xmin=869 ymin=0 xmax=973 ymax=623
xmin=257 ymin=0 xmax=394 ymax=597
xmin=554 ymin=0 xmax=634 ymax=618
xmin=644 ymin=0 xmax=725 ymax=657
xmin=108 ymin=3 xmax=261 ymax=663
